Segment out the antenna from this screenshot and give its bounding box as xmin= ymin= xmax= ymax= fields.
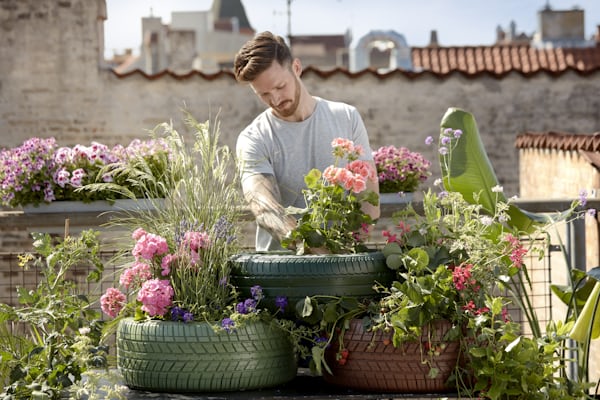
xmin=286 ymin=0 xmax=293 ymax=44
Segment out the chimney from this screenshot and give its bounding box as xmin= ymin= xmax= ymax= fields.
xmin=428 ymin=30 xmax=439 ymax=47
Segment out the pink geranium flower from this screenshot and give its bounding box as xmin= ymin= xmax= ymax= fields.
xmin=100 ymin=287 xmax=127 ymax=318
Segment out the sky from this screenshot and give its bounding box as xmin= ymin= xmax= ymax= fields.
xmin=104 ymin=0 xmax=600 ymax=58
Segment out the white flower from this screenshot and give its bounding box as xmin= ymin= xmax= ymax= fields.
xmin=491 ymin=185 xmax=503 ymax=193
xmin=434 ymin=178 xmax=442 ymax=187
xmin=480 ymin=216 xmax=494 ymax=226
xmin=78 ymin=327 xmax=91 ymax=335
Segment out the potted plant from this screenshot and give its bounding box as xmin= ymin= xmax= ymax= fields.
xmin=296 ymin=120 xmax=593 ymax=397
xmin=98 ymin=114 xmax=298 ymax=393
xmin=0 ymin=136 xmax=170 ymax=211
xmin=372 ymin=144 xmax=431 ymax=204
xmin=230 ymin=138 xmax=395 ymax=315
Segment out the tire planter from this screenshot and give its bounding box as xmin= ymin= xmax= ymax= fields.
xmin=324 ymin=319 xmax=459 ymax=393
xmin=117 ymin=318 xmax=297 ymax=393
xmin=229 ymin=251 xmax=394 ymax=315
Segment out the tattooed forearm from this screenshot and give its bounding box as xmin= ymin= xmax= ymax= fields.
xmin=242 ymin=174 xmax=297 ymax=242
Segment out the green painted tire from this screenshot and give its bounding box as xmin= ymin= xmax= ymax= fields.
xmin=229 ymin=251 xmax=394 ymax=314
xmin=117 ymin=318 xmax=297 ymax=393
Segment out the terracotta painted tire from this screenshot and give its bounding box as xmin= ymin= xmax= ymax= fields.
xmin=229 ymin=251 xmax=394 ymax=314
xmin=324 ymin=319 xmax=459 ymax=393
xmin=117 ymin=318 xmax=297 ymax=393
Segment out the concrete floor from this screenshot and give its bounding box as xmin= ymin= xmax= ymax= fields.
xmin=90 ymin=369 xmax=458 ymax=400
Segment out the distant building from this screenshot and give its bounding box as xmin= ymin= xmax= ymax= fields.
xmin=113 ymin=0 xmax=255 ymax=75
xmin=495 ymin=5 xmax=597 ymax=48
xmin=289 ymin=31 xmax=352 ymax=70
xmin=109 ymin=1 xmax=599 ymax=75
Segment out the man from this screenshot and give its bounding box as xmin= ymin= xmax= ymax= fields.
xmin=234 ymin=31 xmax=379 ymax=251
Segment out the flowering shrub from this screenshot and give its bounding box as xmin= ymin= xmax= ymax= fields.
xmin=0 ymin=137 xmax=170 ymax=207
xmin=281 ymin=138 xmax=379 ymax=254
xmin=372 ymin=145 xmax=431 ymax=193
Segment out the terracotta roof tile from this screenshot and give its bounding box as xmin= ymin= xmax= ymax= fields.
xmin=412 ymin=45 xmax=600 ymax=76
xmin=112 ymin=45 xmax=600 ymax=80
xmin=515 ymin=132 xmax=600 ymax=151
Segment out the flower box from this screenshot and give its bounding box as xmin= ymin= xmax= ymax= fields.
xmin=21 ymin=199 xmax=163 ymax=214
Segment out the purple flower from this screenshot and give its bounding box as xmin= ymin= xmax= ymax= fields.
xmin=244 ymin=298 xmax=257 ymax=313
xmin=170 ymin=306 xmax=184 ymax=321
xmin=236 ymin=301 xmax=247 ymax=314
xmin=182 ymin=311 xmax=194 ymax=323
xmin=453 ymin=129 xmax=463 ymax=138
xmin=275 ymin=296 xmax=288 ymax=312
xmin=250 ymin=285 xmax=263 ymax=301
xmin=579 ymin=189 xmax=588 ymax=207
xmin=438 ymin=147 xmax=448 ymax=155
xmin=221 ymin=318 xmax=235 ymax=332
xmin=425 ymin=136 xmax=434 ymax=145
xmin=587 ymin=208 xmax=597 ymax=217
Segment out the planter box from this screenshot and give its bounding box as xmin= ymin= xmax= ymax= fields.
xmin=22 ymin=199 xmax=163 ymax=214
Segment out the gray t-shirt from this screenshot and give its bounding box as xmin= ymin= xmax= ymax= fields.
xmin=236 ymin=97 xmax=373 ymax=251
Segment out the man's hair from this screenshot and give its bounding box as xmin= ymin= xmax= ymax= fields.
xmin=234 ymin=31 xmax=292 ymax=82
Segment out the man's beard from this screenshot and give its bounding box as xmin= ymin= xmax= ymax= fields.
xmin=272 ymin=76 xmax=301 ymax=118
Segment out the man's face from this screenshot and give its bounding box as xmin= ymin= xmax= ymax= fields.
xmin=250 ymin=60 xmax=301 ymax=119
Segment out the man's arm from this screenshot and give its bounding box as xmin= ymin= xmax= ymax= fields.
xmin=242 ymin=173 xmax=297 ymax=244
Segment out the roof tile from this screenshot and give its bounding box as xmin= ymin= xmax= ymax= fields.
xmin=412 ymin=45 xmax=600 ymax=75
xmin=515 ymin=132 xmax=600 ymax=151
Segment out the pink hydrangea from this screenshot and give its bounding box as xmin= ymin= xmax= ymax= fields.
xmin=132 ymin=231 xmax=169 ymax=260
xmin=137 ymin=279 xmax=174 ymax=317
xmin=119 ymin=261 xmax=153 ymax=289
xmin=100 ymin=287 xmax=127 ymax=318
xmin=160 ymin=253 xmax=177 ymax=276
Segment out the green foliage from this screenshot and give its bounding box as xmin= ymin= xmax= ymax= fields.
xmin=461 ymin=311 xmax=592 ymax=399
xmin=0 ymin=231 xmax=107 ymax=399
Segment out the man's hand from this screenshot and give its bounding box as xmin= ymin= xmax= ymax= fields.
xmin=242 ymin=174 xmax=297 ymax=245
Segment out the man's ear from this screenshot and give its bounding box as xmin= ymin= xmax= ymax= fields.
xmin=292 ymin=58 xmax=303 ymax=76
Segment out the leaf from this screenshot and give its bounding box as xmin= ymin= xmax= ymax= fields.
xmin=385 ymin=253 xmax=403 ymax=270
xmin=588 ymin=266 xmax=600 ymax=282
xmin=439 ymin=108 xmax=551 ymax=233
xmin=323 ymin=303 xmax=339 ymax=324
xmin=382 ymin=242 xmax=402 ymax=257
xmin=571 ymin=281 xmax=600 ymax=341
xmin=304 ymin=168 xmax=322 ymax=188
xmin=300 ymin=296 xmax=313 ymax=318
xmin=311 ymin=346 xmax=332 ymax=376
xmin=505 ymin=336 xmax=521 ymax=352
